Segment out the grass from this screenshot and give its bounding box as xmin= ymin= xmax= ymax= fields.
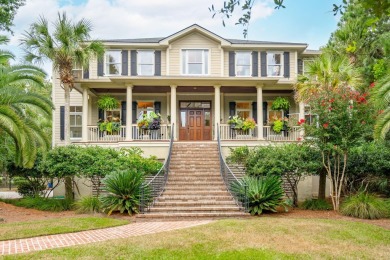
xmin=0 ymin=217 xmax=128 ymax=241
xmin=6 ymin=218 xmax=390 ymax=259
xmin=301 ymin=198 xmax=332 ymax=210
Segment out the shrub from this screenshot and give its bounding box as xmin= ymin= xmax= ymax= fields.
xmin=233 ymin=175 xmax=286 ymax=215
xmin=340 ymin=192 xmax=388 ymax=219
xmin=17 ymin=182 xmax=45 ymax=197
xmin=100 ymin=170 xmax=144 ymax=215
xmin=75 ymin=196 xmax=102 ymax=214
xmin=4 ymin=197 xmax=74 ymax=211
xmin=301 ymin=199 xmax=332 ymax=210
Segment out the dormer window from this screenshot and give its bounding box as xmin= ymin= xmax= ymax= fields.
xmin=182 ymin=49 xmax=209 ymax=75
xmin=105 ymin=50 xmax=121 ymax=75
xmin=267 ymin=52 xmax=283 ymax=77
xmin=137 ymin=50 xmax=155 ymax=76
xmin=235 ymin=52 xmax=251 ymax=76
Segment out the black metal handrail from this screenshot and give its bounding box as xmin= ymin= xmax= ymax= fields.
xmin=217 ymin=123 xmax=249 ymax=212
xmin=139 ymin=123 xmax=174 ymax=213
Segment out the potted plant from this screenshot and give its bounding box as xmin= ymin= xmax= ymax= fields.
xmin=242 ymin=118 xmax=256 ymax=131
xmin=272 ymin=119 xmax=284 ymax=134
xmin=149 ymin=112 xmax=161 ymax=130
xmin=227 ymin=115 xmax=244 ymax=129
xmin=97 ymin=95 xmax=120 ymax=111
xmin=271 ymin=97 xmax=290 ymax=111
xmin=98 ymin=120 xmax=121 ymax=134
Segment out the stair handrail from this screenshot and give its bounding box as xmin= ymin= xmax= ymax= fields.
xmin=217 ymin=123 xmax=249 ymax=212
xmin=139 ymin=123 xmax=174 ymax=213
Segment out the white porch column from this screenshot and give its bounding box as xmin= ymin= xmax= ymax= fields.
xmin=126 ymin=84 xmax=133 ymax=141
xmin=82 ymin=87 xmax=88 ymax=142
xmin=298 ymin=102 xmax=305 ymax=120
xmin=166 ymin=92 xmax=170 ymax=121
xmin=220 ymin=92 xmax=224 ymax=122
xmin=170 ymin=85 xmax=177 ymax=140
xmin=214 ymin=85 xmax=221 ymax=140
xmin=256 ymin=85 xmax=264 ymax=140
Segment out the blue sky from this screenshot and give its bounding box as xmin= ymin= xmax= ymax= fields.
xmin=4 ymin=0 xmax=342 ymax=77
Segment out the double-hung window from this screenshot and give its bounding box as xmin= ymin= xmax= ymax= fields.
xmin=137 ymin=101 xmax=154 ymax=121
xmin=105 ymin=50 xmax=121 ymax=75
xmin=235 ymin=52 xmax=251 ymax=76
xmin=267 ymin=52 xmax=283 ymax=77
xmin=236 ymin=102 xmax=251 ymax=119
xmin=70 ymin=106 xmax=82 ymax=139
xmin=182 ymin=49 xmax=209 ymax=75
xmin=137 ymin=50 xmax=154 ymax=76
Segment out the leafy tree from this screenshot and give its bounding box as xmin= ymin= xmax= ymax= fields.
xmin=298 ymin=55 xmax=372 ymax=210
xmin=0 ymin=36 xmax=53 ymax=168
xmin=0 ymin=0 xmax=25 ymax=34
xmin=243 ymin=144 xmax=321 ymax=206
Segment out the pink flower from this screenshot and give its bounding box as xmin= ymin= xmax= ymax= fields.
xmin=297 ymin=137 xmax=302 ymax=141
xmin=323 ymin=123 xmax=329 ymax=129
xmin=298 ymin=119 xmax=305 ymax=125
xmin=370 ymin=82 xmax=376 ymax=88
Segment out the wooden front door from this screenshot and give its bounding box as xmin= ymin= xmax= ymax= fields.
xmin=179 ymin=109 xmax=212 ymax=141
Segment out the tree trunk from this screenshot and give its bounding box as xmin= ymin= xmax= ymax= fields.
xmin=318 ymin=168 xmax=327 ymax=200
xmin=64 ymin=83 xmax=73 ymax=200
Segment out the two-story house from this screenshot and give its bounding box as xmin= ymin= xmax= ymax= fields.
xmin=52 ymin=24 xmax=319 ymax=155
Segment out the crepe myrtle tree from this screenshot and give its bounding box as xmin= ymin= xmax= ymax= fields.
xmin=303 ymin=86 xmax=372 ymax=211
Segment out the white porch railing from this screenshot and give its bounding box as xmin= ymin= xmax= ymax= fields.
xmin=132 ymin=124 xmax=171 ymax=141
xmin=87 ymin=124 xmax=171 ymax=142
xmin=219 ymin=124 xmax=301 ymax=141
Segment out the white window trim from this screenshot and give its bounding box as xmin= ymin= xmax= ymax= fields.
xmin=137 ymin=50 xmax=155 ymax=76
xmin=104 ymin=108 xmax=121 ymax=121
xmin=181 ymin=48 xmax=210 ymax=76
xmin=70 ymin=106 xmax=82 ymax=140
xmin=235 ymin=51 xmax=252 ymax=77
xmin=266 ymin=51 xmax=283 ymax=78
xmin=235 ymin=101 xmax=252 ymax=119
xmin=137 ymin=100 xmax=155 ymax=121
xmin=104 ymin=49 xmax=122 ymax=76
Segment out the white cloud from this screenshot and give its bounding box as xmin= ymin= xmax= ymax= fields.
xmin=4 ymin=0 xmax=275 ymax=78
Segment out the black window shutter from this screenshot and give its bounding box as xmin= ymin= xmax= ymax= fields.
xmin=98 ymin=58 xmax=104 ymax=76
xmin=60 ymin=106 xmax=65 ymax=141
xmin=252 ymin=51 xmax=258 ymax=77
xmin=83 ymin=67 xmax=89 ymax=79
xmin=121 ymin=101 xmax=126 ymax=125
xmin=298 ymin=59 xmax=303 ymax=75
xmin=260 ymin=51 xmax=267 ymax=77
xmin=154 ymin=50 xmax=161 ymax=76
xmin=229 ymin=51 xmax=235 ymax=76
xmin=229 ymin=102 xmax=236 ymax=117
xmin=131 ymin=50 xmax=137 ymax=76
xmin=121 ymin=50 xmax=128 ymax=76
xmin=252 ymin=102 xmax=257 ymax=123
xmin=284 ymin=52 xmax=290 ymax=78
xmin=262 ymin=102 xmax=268 ymax=124
xmin=132 ymin=101 xmax=138 ymax=124
xmin=98 ymin=108 xmax=104 ymax=120
xmin=154 ymin=101 xmax=161 ymax=114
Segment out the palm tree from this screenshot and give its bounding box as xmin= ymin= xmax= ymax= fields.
xmin=0 ymin=37 xmax=53 ymax=168
xmin=372 ymin=74 xmax=390 ymax=140
xmin=21 ymin=12 xmax=105 ymax=145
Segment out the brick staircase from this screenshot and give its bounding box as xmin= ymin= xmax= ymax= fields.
xmin=136 ymin=142 xmax=248 ymax=221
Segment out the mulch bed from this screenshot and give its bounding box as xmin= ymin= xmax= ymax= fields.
xmin=1 ymin=201 xmax=389 ymax=230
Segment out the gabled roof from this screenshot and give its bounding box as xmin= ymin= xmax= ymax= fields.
xmin=101 ymin=37 xmax=164 ymax=43
xmin=158 ymin=24 xmax=231 ymax=46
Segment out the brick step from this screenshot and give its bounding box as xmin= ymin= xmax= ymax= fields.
xmin=169 ymin=172 xmax=221 ymax=176
xmin=157 ymin=195 xmax=234 ymax=201
xmin=170 ymin=159 xmax=219 ymax=162
xmin=167 ymin=177 xmax=224 ymax=182
xmin=165 ymin=185 xmax=226 ymax=190
xmin=154 ymin=201 xmax=237 ymax=207
xmin=166 ymin=181 xmax=225 ymax=185
xmin=170 ymin=166 xmax=220 ymax=169
xmin=149 ymin=206 xmax=241 ymax=213
xmin=163 ymin=190 xmax=230 ymax=196
xmin=136 ymin=212 xmax=248 ymax=220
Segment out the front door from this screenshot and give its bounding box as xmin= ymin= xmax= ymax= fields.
xmin=179 ymin=102 xmax=212 ymax=141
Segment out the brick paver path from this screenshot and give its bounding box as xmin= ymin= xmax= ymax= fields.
xmin=0 ymin=220 xmax=212 ymax=256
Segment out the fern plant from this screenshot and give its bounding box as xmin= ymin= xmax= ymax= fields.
xmin=271 ymin=97 xmax=290 ymax=111
xmin=100 ymin=170 xmax=145 ymax=215
xmin=232 ymin=175 xmax=286 ymax=215
xmin=97 ymin=95 xmax=119 ymax=110
xmin=75 ymin=196 xmax=101 ymax=213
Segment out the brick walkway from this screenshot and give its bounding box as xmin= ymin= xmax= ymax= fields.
xmin=0 ymin=220 xmax=212 ymax=256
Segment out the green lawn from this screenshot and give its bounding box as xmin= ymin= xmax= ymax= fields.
xmin=6 ymin=218 xmax=390 ymax=259
xmin=0 ymin=217 xmax=128 ymax=241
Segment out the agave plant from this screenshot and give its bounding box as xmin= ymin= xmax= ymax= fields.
xmin=100 ymin=170 xmax=145 ymax=215
xmin=233 ymin=175 xmax=286 ymax=215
